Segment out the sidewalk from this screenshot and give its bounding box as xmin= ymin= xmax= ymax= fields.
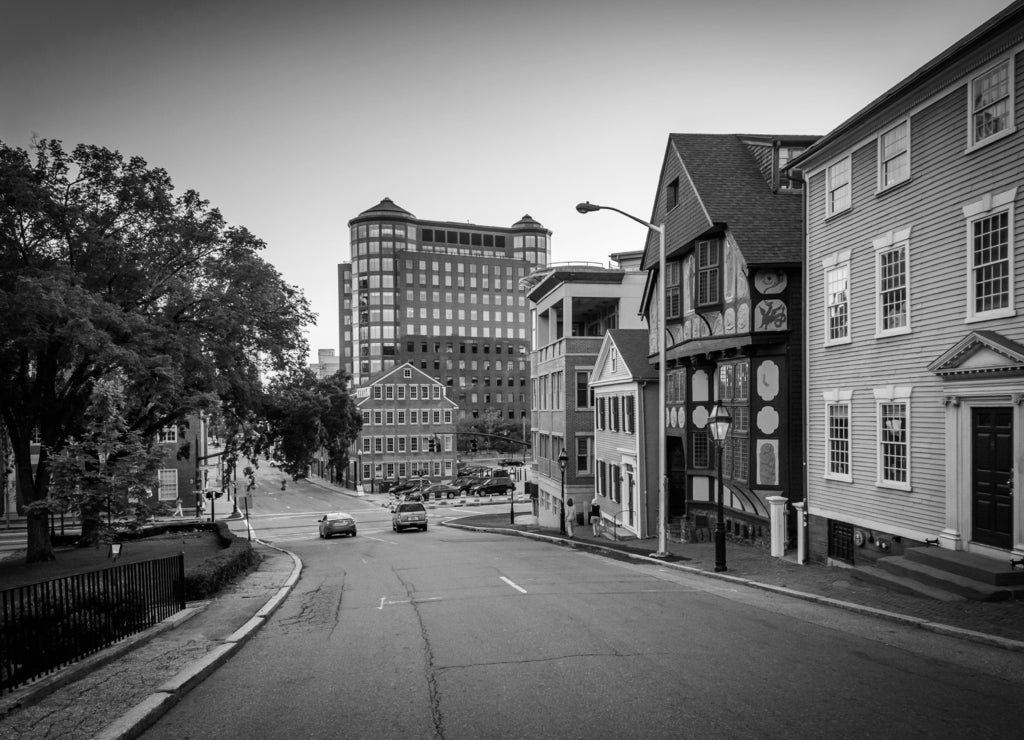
xmin=0 ymin=540 xmax=301 ymax=740
xmin=446 ymin=512 xmax=1024 ymax=650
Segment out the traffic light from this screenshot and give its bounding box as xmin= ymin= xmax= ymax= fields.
xmin=428 ymin=437 xmax=435 ymax=452
xmin=470 ymin=439 xmax=478 ymax=453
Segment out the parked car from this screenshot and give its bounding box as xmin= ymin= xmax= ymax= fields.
xmin=455 ymin=476 xmax=487 ymax=494
xmin=468 ymin=476 xmax=516 ymax=497
xmin=424 ymin=483 xmax=460 ymax=500
xmin=501 ymin=459 xmax=525 ymax=467
xmin=392 ymin=502 xmax=428 ymax=532
xmin=318 ymin=512 xmax=356 ymax=538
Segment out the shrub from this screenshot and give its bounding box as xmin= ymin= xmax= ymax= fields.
xmin=183 ymin=525 xmax=260 ymax=600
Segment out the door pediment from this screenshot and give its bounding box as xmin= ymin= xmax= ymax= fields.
xmin=928 ymin=330 xmax=1024 ymax=378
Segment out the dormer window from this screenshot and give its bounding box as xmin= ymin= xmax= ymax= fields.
xmin=777 ymin=147 xmax=805 ymax=191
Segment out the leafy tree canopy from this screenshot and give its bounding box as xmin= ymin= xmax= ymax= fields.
xmin=0 ymin=139 xmax=313 ymax=561
xmin=261 ymin=369 xmax=362 ymax=480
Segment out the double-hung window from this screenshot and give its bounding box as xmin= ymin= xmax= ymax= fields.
xmin=157 ymin=469 xmax=178 ymax=501
xmin=963 ymin=187 xmax=1017 ymax=321
xmin=666 ymin=261 xmax=681 ymax=318
xmin=158 ymin=426 xmax=177 ymax=444
xmin=823 ymin=390 xmax=853 ymax=482
xmin=696 ymin=240 xmax=720 ymax=306
xmin=576 ymin=371 xmax=593 ymax=409
xmin=826 ymin=157 xmax=851 ymax=217
xmin=576 ymin=436 xmax=592 ymax=475
xmin=875 ymin=386 xmax=912 ymax=490
xmin=822 ymin=250 xmax=852 ymax=345
xmin=969 ymin=58 xmax=1015 ymax=149
xmin=878 ymin=121 xmax=910 ymax=189
xmin=874 ymin=228 xmax=911 ymax=336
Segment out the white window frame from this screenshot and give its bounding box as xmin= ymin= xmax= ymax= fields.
xmin=576 ymin=436 xmax=592 ymax=475
xmin=962 ymin=187 xmax=1017 ymax=322
xmin=967 ymin=57 xmax=1016 ymax=151
xmin=873 ymin=228 xmax=912 ymax=337
xmin=825 ymin=156 xmax=852 ymax=217
xmin=157 ymin=469 xmax=178 ymax=501
xmin=874 ymin=386 xmax=912 ymax=491
xmin=822 ymin=249 xmax=852 ymax=346
xmin=158 ymin=426 xmax=178 ymax=444
xmin=877 ymin=120 xmax=910 ymax=191
xmin=823 ymin=389 xmax=853 ymax=483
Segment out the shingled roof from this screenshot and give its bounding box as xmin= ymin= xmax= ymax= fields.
xmin=666 ymin=133 xmax=810 ymax=266
xmin=606 ymin=329 xmax=657 ymax=379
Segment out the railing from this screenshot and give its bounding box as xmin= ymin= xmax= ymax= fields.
xmin=0 ymin=553 xmax=186 ymax=694
xmin=610 ymin=508 xmax=638 ymax=541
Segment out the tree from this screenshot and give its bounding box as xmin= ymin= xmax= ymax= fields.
xmin=48 ymin=377 xmax=167 ymax=546
xmin=0 ymin=139 xmax=313 ymax=561
xmin=261 ymin=369 xmax=362 ymax=480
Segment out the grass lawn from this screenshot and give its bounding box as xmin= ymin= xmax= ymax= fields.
xmin=0 ymin=528 xmax=227 ymax=591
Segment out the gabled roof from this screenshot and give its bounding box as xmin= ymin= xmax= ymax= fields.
xmin=593 ymin=329 xmax=657 ymax=383
xmin=927 ymin=330 xmax=1024 ymax=377
xmin=664 ymin=133 xmax=808 ymax=265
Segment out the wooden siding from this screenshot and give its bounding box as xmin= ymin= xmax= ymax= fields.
xmin=805 ymin=47 xmax=1024 ymax=538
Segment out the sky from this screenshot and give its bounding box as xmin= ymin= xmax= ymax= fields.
xmin=2 ymin=0 xmax=1014 ymax=363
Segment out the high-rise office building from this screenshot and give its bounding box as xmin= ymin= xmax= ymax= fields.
xmin=341 ymin=197 xmax=551 ymax=423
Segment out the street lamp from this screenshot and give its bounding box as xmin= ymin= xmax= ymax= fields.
xmin=707 ymin=403 xmax=732 ymax=572
xmin=558 ymin=448 xmax=568 ymax=535
xmin=576 ymin=201 xmax=669 ymax=557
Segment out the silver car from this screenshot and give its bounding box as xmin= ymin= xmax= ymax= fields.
xmin=392 ymin=502 xmax=428 ymax=532
xmin=318 ymin=512 xmax=357 ymax=538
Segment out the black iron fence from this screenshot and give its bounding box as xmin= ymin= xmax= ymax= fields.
xmin=0 ymin=553 xmax=185 ymax=694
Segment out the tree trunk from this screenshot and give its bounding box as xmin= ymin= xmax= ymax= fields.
xmin=78 ymin=509 xmax=102 ymax=548
xmin=25 ymin=508 xmax=54 ymax=562
xmin=14 ymin=437 xmax=54 ymax=563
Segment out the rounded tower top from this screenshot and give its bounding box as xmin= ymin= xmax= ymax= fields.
xmin=350 ymin=197 xmax=415 ymax=224
xmin=511 ymin=214 xmax=545 ymax=231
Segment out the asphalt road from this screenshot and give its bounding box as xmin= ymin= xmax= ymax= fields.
xmin=140 ymin=473 xmax=1024 ymax=739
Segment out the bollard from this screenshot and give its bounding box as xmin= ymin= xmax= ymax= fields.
xmin=766 ymin=496 xmax=788 ymax=558
xmin=792 ymin=500 xmax=807 ymax=564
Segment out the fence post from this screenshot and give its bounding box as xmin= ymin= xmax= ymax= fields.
xmin=175 ymin=551 xmax=186 ymax=609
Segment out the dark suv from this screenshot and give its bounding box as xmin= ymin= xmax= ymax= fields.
xmin=468 ymin=476 xmax=516 ymax=497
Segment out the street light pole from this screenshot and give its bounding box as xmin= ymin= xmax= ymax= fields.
xmin=558 ymin=448 xmax=568 ymax=535
xmin=576 ymin=202 xmax=669 ymax=557
xmin=708 ymin=403 xmax=732 ymax=572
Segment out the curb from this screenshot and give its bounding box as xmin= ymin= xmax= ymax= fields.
xmin=442 ymin=521 xmax=1024 ymax=654
xmin=93 ymin=542 xmax=303 ymax=740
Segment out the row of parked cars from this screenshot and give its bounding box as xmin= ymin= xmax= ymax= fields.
xmin=385 ymin=469 xmax=517 ymax=502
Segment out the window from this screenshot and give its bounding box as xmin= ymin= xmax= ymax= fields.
xmin=874 ymin=228 xmax=911 ymax=336
xmin=823 ymin=250 xmax=852 ymax=345
xmin=666 ymin=261 xmax=681 ymax=318
xmin=878 ymin=120 xmax=909 ymax=189
xmin=969 ymin=58 xmax=1014 ymax=148
xmin=576 ymin=371 xmax=593 ymax=409
xmin=158 ymin=426 xmax=177 ymax=444
xmin=157 ymin=469 xmax=178 ymax=501
xmin=624 ymin=395 xmax=635 ymax=434
xmin=576 ymin=437 xmax=592 ymax=475
xmin=718 ymin=361 xmax=749 ymax=482
xmin=963 ymin=188 xmax=1016 ymax=321
xmin=696 ymin=240 xmax=720 ymax=306
xmin=666 ymin=178 xmax=679 ymax=210
xmin=826 ymin=157 xmax=851 ymax=216
xmin=875 ymin=386 xmax=912 ymax=490
xmin=823 ymin=390 xmax=853 ymax=482
xmin=596 ymin=396 xmax=606 ymax=430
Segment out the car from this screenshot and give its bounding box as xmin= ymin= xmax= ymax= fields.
xmin=392 ymin=502 xmax=428 ymax=532
xmin=455 ymin=476 xmax=487 ymax=494
xmin=318 ymin=512 xmax=356 ymax=538
xmin=424 ymin=483 xmax=460 ymax=500
xmin=468 ymin=476 xmax=516 ymax=497
xmin=501 ymin=459 xmax=525 ymax=467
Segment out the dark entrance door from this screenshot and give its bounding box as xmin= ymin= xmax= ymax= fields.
xmin=667 ymin=436 xmax=687 ymax=517
xmin=972 ymin=407 xmax=1013 ymax=549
